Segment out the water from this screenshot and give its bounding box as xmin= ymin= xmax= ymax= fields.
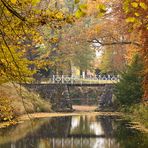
xmin=0 ymin=115 xmax=147 ymax=148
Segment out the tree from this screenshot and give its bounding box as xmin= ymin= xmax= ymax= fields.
xmin=114 ymin=54 xmax=143 ymax=106
xmin=72 ymin=44 xmax=95 ymax=72
xmin=0 ymin=0 xmax=76 ymax=83
xmin=98 ymin=45 xmax=126 ymax=74
xmin=122 ymin=0 xmax=148 ymax=100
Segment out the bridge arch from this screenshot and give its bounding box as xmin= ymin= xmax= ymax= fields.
xmin=23 ymin=82 xmax=115 ymax=111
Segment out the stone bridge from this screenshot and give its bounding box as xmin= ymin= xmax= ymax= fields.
xmin=23 ymin=83 xmax=115 ymax=111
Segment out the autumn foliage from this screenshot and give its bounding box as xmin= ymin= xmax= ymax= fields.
xmin=0 ymin=97 xmax=14 ymax=122
xmin=0 ymin=0 xmax=148 ymax=124
xmin=123 ymin=0 xmax=148 ymax=100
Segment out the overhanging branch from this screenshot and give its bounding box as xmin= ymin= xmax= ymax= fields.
xmin=1 ymin=0 xmax=26 ymax=21
xmin=89 ymin=38 xmax=141 ymax=47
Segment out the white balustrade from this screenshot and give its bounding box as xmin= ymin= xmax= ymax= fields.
xmin=39 ymin=75 xmax=120 ymax=84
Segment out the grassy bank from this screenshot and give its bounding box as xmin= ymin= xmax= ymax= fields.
xmin=0 ymin=83 xmax=52 ymax=122
xmin=120 ymin=104 xmax=148 ymax=130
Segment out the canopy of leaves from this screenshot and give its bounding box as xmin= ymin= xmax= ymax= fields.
xmin=0 ymin=0 xmax=77 ymax=82
xmin=1 ymin=0 xmax=148 ymax=101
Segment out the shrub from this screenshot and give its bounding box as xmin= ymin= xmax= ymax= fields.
xmin=129 ymin=104 xmax=148 ymax=128
xmin=114 ymin=55 xmax=143 ymax=106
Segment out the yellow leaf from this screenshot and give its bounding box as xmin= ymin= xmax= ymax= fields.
xmin=4 ymin=118 xmax=8 ymax=121
xmin=126 ymin=17 xmax=136 ymax=23
xmin=10 ymin=0 xmax=17 ymax=4
xmin=135 ymin=12 xmax=140 ymax=16
xmin=55 ymin=12 xmax=64 ymax=20
xmin=32 ymin=0 xmax=41 ymax=6
xmin=97 ymin=4 xmax=106 ymax=13
xmin=79 ymin=4 xmax=87 ymax=10
xmin=97 ymin=12 xmax=104 ymax=17
xmin=139 ymin=2 xmax=147 ymax=10
xmin=75 ymin=9 xmax=86 ymax=19
xmin=131 ymin=2 xmax=138 ymax=8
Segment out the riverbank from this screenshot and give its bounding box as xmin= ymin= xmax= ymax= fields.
xmin=0 ymin=82 xmax=53 ymax=133
xmin=0 ymin=111 xmax=122 ymax=128
xmin=120 ymin=104 xmax=148 ymax=132
xmin=17 ymin=110 xmax=148 ymax=133
xmin=0 ymin=109 xmax=148 ymax=133
xmin=0 ymin=99 xmax=148 ymax=133
xmin=0 ymin=83 xmax=52 ymax=122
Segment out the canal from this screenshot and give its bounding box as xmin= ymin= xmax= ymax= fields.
xmin=0 ymin=114 xmax=147 ymax=148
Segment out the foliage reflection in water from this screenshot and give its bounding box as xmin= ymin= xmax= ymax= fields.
xmin=0 ymin=115 xmax=147 ymax=148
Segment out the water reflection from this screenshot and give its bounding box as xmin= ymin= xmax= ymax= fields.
xmin=70 ymin=116 xmax=105 ymax=136
xmin=0 ymin=115 xmax=147 ymax=148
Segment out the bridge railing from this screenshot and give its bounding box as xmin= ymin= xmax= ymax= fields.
xmin=39 ymin=75 xmax=120 ymax=84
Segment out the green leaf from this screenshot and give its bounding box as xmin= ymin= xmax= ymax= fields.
xmin=139 ymin=2 xmax=147 ymax=10
xmin=131 ymin=2 xmax=138 ymax=8
xmin=126 ymin=17 xmax=136 ymax=23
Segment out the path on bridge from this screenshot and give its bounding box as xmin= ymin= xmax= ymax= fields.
xmin=73 ymin=105 xmax=98 ymax=112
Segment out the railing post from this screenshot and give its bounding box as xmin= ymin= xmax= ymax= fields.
xmin=82 ymin=72 xmax=85 ymax=79
xmin=71 ymin=75 xmax=74 ymax=84
xmin=89 ymin=75 xmax=92 ymax=85
xmin=62 ymin=75 xmax=64 ymax=84
xmin=117 ymin=74 xmax=120 ymax=82
xmin=52 ymin=75 xmax=55 ymax=83
xmin=80 ymin=75 xmax=82 ymax=85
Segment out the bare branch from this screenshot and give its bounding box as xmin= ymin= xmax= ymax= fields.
xmin=88 ymin=38 xmax=141 ymax=47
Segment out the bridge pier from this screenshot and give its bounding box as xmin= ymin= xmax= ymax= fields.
xmin=23 ymin=83 xmax=73 ymax=112
xmin=97 ymin=85 xmax=114 ymax=111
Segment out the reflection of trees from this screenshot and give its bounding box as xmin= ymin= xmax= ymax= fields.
xmin=70 ymin=116 xmax=96 ymax=136
xmin=0 ymin=119 xmax=48 ymax=145
xmin=115 ymin=120 xmax=148 ymax=148
xmin=1 ymin=116 xmax=147 ymax=148
xmin=0 ymin=117 xmax=72 ymax=148
xmin=28 ymin=116 xmax=72 ymax=138
xmin=98 ymin=116 xmax=114 ymax=138
xmin=46 ymin=116 xmax=72 ymax=137
xmin=70 ymin=116 xmax=116 ymax=137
